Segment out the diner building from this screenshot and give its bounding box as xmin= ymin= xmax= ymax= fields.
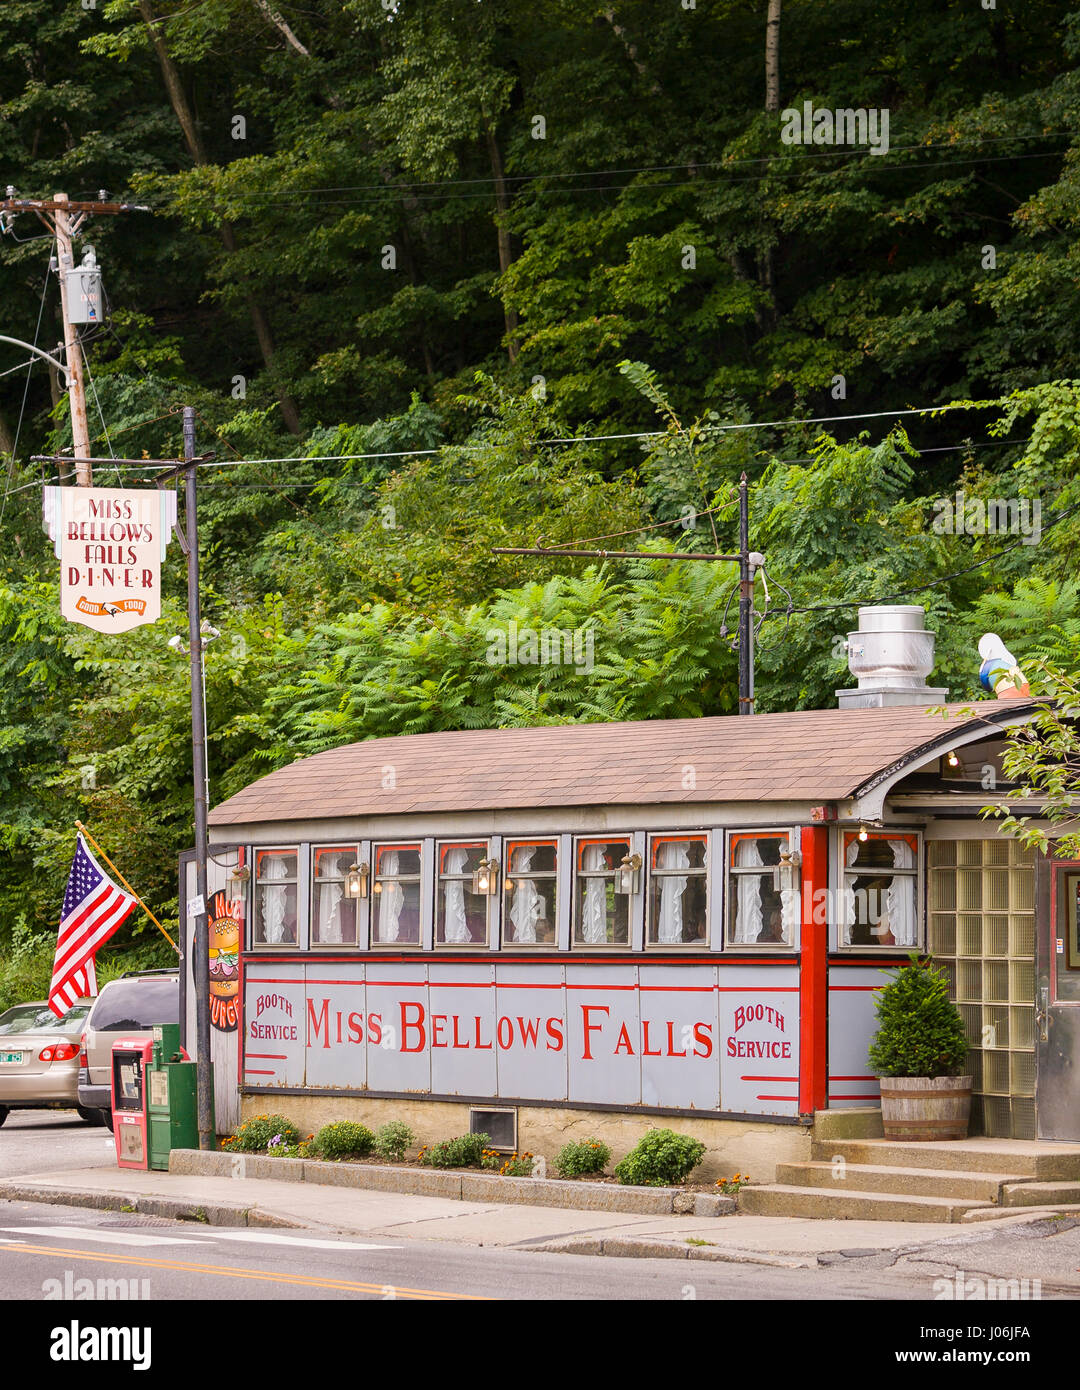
xmin=182 ymin=607 xmax=1077 ymax=1179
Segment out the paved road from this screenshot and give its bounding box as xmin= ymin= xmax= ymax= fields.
xmin=0 ymin=1110 xmax=112 ymax=1177
xmin=0 ymin=1199 xmax=973 ymax=1302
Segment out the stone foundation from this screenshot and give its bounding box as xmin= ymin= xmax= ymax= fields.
xmin=238 ymin=1094 xmax=812 ymax=1182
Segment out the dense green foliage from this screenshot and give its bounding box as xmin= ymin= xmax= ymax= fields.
xmin=308 ymin=1121 xmax=375 ymax=1160
xmin=1 ymin=2 xmax=1079 ymax=961
xmin=225 ymin=1113 xmax=302 ymax=1152
xmin=613 ymin=1127 xmax=706 ymax=1187
xmin=553 ymin=1138 xmax=611 ymax=1178
xmin=373 ymin=1121 xmax=415 ymax=1164
xmin=868 ymin=956 xmax=971 ymax=1079
xmin=418 ymin=1131 xmax=491 ymax=1168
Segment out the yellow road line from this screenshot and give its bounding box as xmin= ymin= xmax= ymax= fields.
xmin=0 ymin=1241 xmax=487 ymax=1300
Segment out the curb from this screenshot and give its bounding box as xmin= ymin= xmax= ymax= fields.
xmin=0 ymin=1182 xmax=304 ymax=1230
xmin=169 ymin=1150 xmax=737 ymax=1219
xmin=522 ymin=1234 xmax=817 ymax=1267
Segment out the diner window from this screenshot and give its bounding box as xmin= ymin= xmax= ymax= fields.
xmin=504 ymin=841 xmax=557 ymax=946
xmin=253 ymin=849 xmax=298 ymax=946
xmin=648 ymin=835 xmax=708 ymax=945
xmin=436 ymin=842 xmax=490 ymax=946
xmin=727 ymin=832 xmax=798 ymax=947
xmin=574 ymin=838 xmax=630 ymax=947
xmin=372 ymin=844 xmax=422 ymax=945
xmin=841 ymin=831 xmax=919 ymax=949
xmin=312 ymin=846 xmax=358 ymax=946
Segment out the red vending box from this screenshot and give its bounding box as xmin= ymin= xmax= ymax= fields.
xmin=111 ymin=1037 xmax=154 ymax=1170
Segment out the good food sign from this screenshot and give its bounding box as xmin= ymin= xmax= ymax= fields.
xmin=42 ymin=486 xmax=176 ymax=634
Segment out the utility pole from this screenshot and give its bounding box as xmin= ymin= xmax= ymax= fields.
xmin=52 ymin=195 xmax=91 ymax=483
xmin=183 ymin=407 xmax=214 ymax=1150
xmin=0 ymin=192 xmax=147 ymax=487
xmin=738 ymin=474 xmax=753 ymax=716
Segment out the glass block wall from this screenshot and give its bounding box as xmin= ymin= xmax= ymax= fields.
xmin=927 ymin=837 xmax=1037 ymax=1139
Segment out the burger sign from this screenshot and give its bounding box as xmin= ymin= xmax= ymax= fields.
xmin=208 ymin=890 xmax=241 ymax=1032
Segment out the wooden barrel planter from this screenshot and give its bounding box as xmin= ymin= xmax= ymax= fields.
xmin=878 ymin=1075 xmax=973 ymax=1141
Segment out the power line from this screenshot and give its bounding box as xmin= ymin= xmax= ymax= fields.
xmin=183 ymin=130 xmax=1074 ymax=204
xmin=759 ymin=499 xmax=1080 ymax=624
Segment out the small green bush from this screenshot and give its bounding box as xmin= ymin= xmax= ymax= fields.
xmin=554 ymin=1138 xmax=611 ymax=1178
xmin=373 ymin=1121 xmax=414 ymax=1163
xmin=614 ymin=1129 xmax=706 ymax=1187
xmin=308 ymin=1121 xmax=375 ymax=1160
xmin=227 ymin=1114 xmax=301 ymax=1153
xmin=868 ymin=954 xmax=970 ymax=1078
xmin=418 ymin=1132 xmax=490 ymax=1168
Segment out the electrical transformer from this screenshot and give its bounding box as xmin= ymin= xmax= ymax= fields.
xmin=65 ymin=248 xmax=103 ymax=325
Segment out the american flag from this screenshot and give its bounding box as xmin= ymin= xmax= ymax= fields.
xmin=49 ymin=835 xmax=137 ymax=1016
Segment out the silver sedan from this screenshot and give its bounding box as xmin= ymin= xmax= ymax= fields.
xmin=0 ymin=999 xmax=99 ymax=1126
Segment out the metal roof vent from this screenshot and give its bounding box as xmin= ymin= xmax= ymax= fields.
xmin=837 ymin=605 xmax=949 ymax=709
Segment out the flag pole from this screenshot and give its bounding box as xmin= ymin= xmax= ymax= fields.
xmin=74 ymin=820 xmax=180 ymax=954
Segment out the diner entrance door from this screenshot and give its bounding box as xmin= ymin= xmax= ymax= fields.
xmin=1035 ymin=856 xmax=1080 ymax=1140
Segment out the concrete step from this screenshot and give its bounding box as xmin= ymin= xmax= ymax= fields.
xmin=962 ymin=1202 xmax=1080 ymax=1222
xmin=811 ymin=1138 xmax=1080 ymax=1180
xmin=776 ymin=1161 xmax=1024 ymax=1203
xmin=737 ymin=1183 xmax=993 ymax=1223
xmin=1001 ymin=1181 xmax=1080 ymax=1208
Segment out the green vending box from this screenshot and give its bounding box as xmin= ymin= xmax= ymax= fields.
xmin=147 ymin=1023 xmax=198 ymax=1171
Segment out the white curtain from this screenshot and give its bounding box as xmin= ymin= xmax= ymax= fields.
xmin=885 ymin=839 xmax=917 ymax=946
xmin=841 ymin=836 xmax=861 ymax=940
xmin=581 ymin=843 xmax=608 ymax=944
xmin=317 ymin=853 xmax=346 ymax=943
xmin=443 ymin=847 xmax=472 ymax=943
xmin=657 ymin=841 xmax=690 ymax=943
xmin=733 ymin=838 xmax=764 ymax=944
xmin=510 ymin=846 xmax=543 ymax=943
xmin=378 ymin=850 xmax=404 ymax=943
xmin=261 ymin=855 xmax=289 ymax=944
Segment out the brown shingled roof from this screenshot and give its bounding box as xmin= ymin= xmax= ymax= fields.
xmin=208 ymin=703 xmax=1031 ymax=826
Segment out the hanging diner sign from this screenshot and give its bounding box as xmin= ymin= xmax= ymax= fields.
xmin=42 ymin=486 xmax=176 ymax=633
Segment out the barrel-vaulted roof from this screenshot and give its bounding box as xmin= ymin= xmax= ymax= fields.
xmin=207 ymin=702 xmax=1033 ymax=826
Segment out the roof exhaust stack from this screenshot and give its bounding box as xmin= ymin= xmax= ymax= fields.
xmin=837 ymin=605 xmax=948 ymax=709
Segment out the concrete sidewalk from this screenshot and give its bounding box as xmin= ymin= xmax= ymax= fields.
xmin=0 ymin=1161 xmax=1068 ymax=1269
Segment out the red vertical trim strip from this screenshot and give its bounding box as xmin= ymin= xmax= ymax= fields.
xmin=799 ymin=825 xmax=829 ymax=1114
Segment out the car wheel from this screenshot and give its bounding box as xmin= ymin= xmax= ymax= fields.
xmin=76 ymin=1106 xmax=101 ymax=1125
xmin=0 ymin=1106 xmax=8 ymax=1128
xmin=102 ymin=1110 xmax=114 ymax=1133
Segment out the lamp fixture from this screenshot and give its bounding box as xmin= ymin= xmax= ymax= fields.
xmin=471 ymin=858 xmax=500 ymax=896
xmin=344 ymin=862 xmax=369 ymax=899
xmin=947 ymin=750 xmax=960 ymax=768
xmin=858 ymin=825 xmax=869 ymax=843
xmin=616 ymin=852 xmax=642 ymax=895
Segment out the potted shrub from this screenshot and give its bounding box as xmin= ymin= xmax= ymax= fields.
xmin=868 ymin=954 xmax=973 ymax=1140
